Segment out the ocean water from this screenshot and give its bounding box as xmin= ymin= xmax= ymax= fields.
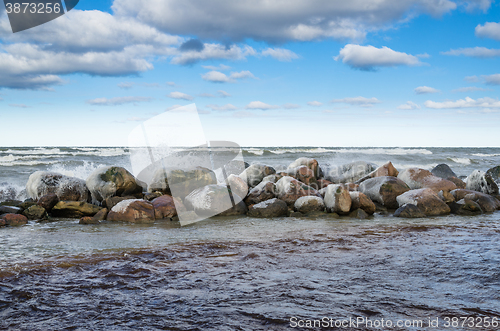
xmin=1 ymin=147 xmax=500 ymax=330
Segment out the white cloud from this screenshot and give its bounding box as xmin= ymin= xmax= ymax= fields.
xmin=167 ymin=91 xmax=194 ymax=100
xmin=171 ymin=44 xmax=256 ymax=65
xmin=441 ymin=47 xmax=500 ymax=58
xmin=261 ymin=48 xmax=299 ymax=61
xmin=475 ymin=22 xmax=500 ymax=41
xmin=424 ymin=96 xmax=500 ymax=109
xmin=331 ymin=96 xmax=381 ymax=107
xmin=334 ymin=44 xmax=422 ymax=70
xmin=118 ymin=82 xmax=160 ymax=89
xmin=118 ymin=82 xmax=134 ymax=89
xmin=218 ymin=90 xmax=231 ymax=97
xmin=111 ymin=0 xmax=462 ymax=43
xmin=201 ymin=70 xmax=257 ymax=83
xmin=199 ymin=93 xmax=215 ymax=98
xmin=202 ymin=64 xmax=231 ymax=71
xmin=86 ymin=96 xmax=153 ymax=105
xmin=9 ymin=103 xmax=30 ymax=108
xmin=414 ymin=86 xmax=440 ymax=94
xmin=245 ymin=101 xmax=279 ymax=110
xmin=452 ymin=86 xmax=491 ymax=92
xmin=166 ymin=81 xmax=176 ymax=86
xmin=397 ymin=101 xmax=420 ymax=110
xmin=283 ymin=103 xmax=300 ymax=109
xmin=483 ymin=74 xmax=500 ymax=85
xmin=206 ymin=104 xmax=238 ymax=111
xmin=465 ymin=75 xmax=479 ymax=82
xmin=307 ymin=101 xmax=323 ymax=107
xmin=166 ymin=104 xmax=183 ymax=111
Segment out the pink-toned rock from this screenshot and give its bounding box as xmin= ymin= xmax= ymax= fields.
xmin=152 ymin=195 xmax=181 ymax=219
xmin=282 ymin=166 xmax=317 ymax=186
xmin=244 ymin=181 xmax=276 ymax=206
xmin=398 ymin=168 xmax=457 ymax=193
xmin=107 ymin=199 xmax=155 ymax=223
xmin=349 ymin=191 xmax=376 ymax=214
xmin=287 ymin=157 xmax=322 ymax=179
xmin=356 ymin=162 xmax=399 ymax=184
xmin=37 ymin=193 xmax=59 ymax=211
xmin=448 ymin=176 xmax=466 ymax=189
xmin=275 ymin=176 xmax=321 ymax=206
xmin=316 ymin=179 xmax=333 ymax=190
xmin=2 ymin=213 xmax=28 ymax=226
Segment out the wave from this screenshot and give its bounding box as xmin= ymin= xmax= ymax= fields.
xmin=242 ymin=147 xmax=433 ymax=156
xmin=472 ymin=153 xmax=500 ymax=157
xmin=448 ymin=157 xmax=472 ymax=165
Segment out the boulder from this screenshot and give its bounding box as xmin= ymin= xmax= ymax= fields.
xmin=107 ymin=199 xmax=155 ymax=223
xmin=152 ymin=195 xmax=179 ymax=219
xmin=148 ymin=166 xmax=217 ymax=199
xmin=282 ymin=166 xmax=317 ymax=186
xmin=398 ymin=168 xmax=457 ymax=193
xmin=17 ymin=200 xmax=36 ymax=210
xmin=316 ymin=179 xmax=333 ymax=190
xmin=0 ymin=218 xmax=4 ymax=226
xmin=287 ymin=157 xmax=322 ymax=178
xmin=394 ymin=204 xmax=426 ymax=218
xmin=356 ymin=161 xmax=399 ymax=184
xmin=486 ymin=166 xmax=500 ymax=183
xmin=247 ymin=198 xmax=288 ymax=218
xmin=2 ymin=214 xmax=28 ymax=226
xmin=431 ymin=164 xmax=457 ymax=179
xmin=447 ymin=176 xmax=466 ymax=189
xmin=37 ymin=193 xmax=59 ymax=212
xmin=294 ymin=196 xmax=325 ymax=214
xmin=349 ymin=191 xmax=376 ymax=215
xmin=91 ymin=208 xmax=108 ymax=222
xmin=396 ymin=188 xmax=451 ymax=216
xmin=0 ymin=200 xmax=22 ymax=207
xmin=324 ymin=184 xmax=351 ymax=214
xmin=349 ymin=208 xmax=369 ymax=219
xmin=225 ymin=174 xmax=249 ymax=200
xmin=22 ymin=205 xmax=47 ymax=220
xmin=218 ymin=200 xmax=248 ymax=216
xmin=323 ymin=161 xmax=376 ymax=184
xmin=104 ymin=196 xmax=132 ymax=210
xmin=79 ymin=216 xmax=99 ymax=225
xmin=449 ymin=199 xmax=483 ymax=216
xmin=261 ymin=174 xmax=282 ymax=184
xmin=275 ymin=176 xmax=321 ymax=206
xmin=244 ymin=181 xmax=276 ymax=206
xmin=51 ymin=201 xmax=103 ymax=218
xmin=87 ymin=166 xmax=144 ymax=203
xmin=184 ymin=184 xmax=239 ymax=216
xmin=143 ymin=192 xmax=163 ymax=201
xmin=0 ymin=205 xmax=22 ymax=214
xmin=451 ymin=189 xmax=500 ymax=213
xmin=465 ymin=170 xmax=499 ymax=195
xmin=239 ymin=164 xmax=276 ymax=188
xmin=26 ymin=171 xmax=89 ymax=202
xmin=358 ymin=176 xmax=410 ymax=209
xmin=0 ymin=184 xmax=17 ymax=202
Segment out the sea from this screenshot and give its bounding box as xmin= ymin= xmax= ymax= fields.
xmin=1 ymin=147 xmax=500 ymax=330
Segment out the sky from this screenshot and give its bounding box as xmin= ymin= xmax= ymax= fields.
xmin=0 ymin=0 xmax=500 ymax=147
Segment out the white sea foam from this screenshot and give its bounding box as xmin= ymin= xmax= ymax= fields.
xmin=330 ymin=148 xmax=433 ymax=155
xmin=47 ymin=161 xmax=102 ymax=180
xmin=472 ymin=153 xmax=500 ymax=157
xmin=448 ymin=157 xmax=471 ymax=165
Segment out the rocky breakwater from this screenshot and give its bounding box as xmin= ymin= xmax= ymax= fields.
xmin=2 ymin=158 xmax=500 ymax=228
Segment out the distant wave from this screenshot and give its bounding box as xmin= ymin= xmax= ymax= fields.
xmin=448 ymin=157 xmax=472 ymax=165
xmin=472 ymin=153 xmax=500 ymax=157
xmin=243 ymin=147 xmax=433 ymax=156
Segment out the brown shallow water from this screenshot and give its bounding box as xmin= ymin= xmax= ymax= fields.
xmin=1 ymin=213 xmax=500 ymax=330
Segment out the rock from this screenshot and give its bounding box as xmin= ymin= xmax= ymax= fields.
xmin=22 ymin=205 xmax=48 ymax=220
xmin=51 ymin=201 xmax=103 ymax=218
xmin=0 ymin=218 xmax=4 ymax=226
xmin=261 ymin=174 xmax=283 ymax=184
xmin=107 ymin=199 xmax=155 ymax=223
xmin=0 ymin=205 xmax=22 ymax=214
xmin=275 ymin=176 xmax=321 ymax=206
xmin=447 ymin=176 xmax=466 ymax=189
xmin=244 ymin=181 xmax=276 ymax=206
xmin=26 ymin=171 xmax=89 ymax=202
xmin=394 ymin=204 xmax=426 ymax=218
xmin=358 ymin=176 xmax=410 ymax=209
xmin=247 ymin=198 xmax=288 ymax=218
xmin=324 ymin=184 xmax=351 ymax=214
xmin=239 ymin=164 xmax=276 ymax=188
xmin=449 ymin=199 xmax=483 ymax=216
xmin=87 ymin=166 xmax=144 ymax=203
xmin=323 ymin=161 xmax=376 ymax=184
xmin=349 ymin=191 xmax=376 ymax=215
xmin=79 ymin=216 xmax=99 ymax=225
xmin=346 ymin=183 xmax=359 ymax=191
xmin=184 ymin=185 xmax=239 ymax=216
xmin=396 ymin=188 xmax=451 ymax=216
xmin=431 ymin=164 xmax=457 ymax=179
xmin=356 ymin=162 xmax=399 ymax=184
xmin=148 ymin=166 xmax=217 ymax=199
xmin=294 ymin=196 xmax=325 ymax=213
xmin=486 ymin=166 xmax=500 ymax=183
xmin=143 ymin=192 xmax=163 ymax=201
xmin=37 ymin=193 xmax=59 ymax=212
xmin=282 ymin=166 xmax=317 ymax=186
xmin=316 ymin=179 xmax=333 ymax=190
xmin=398 ymin=168 xmax=457 ymax=193
xmin=2 ymin=214 xmax=28 ymax=226
xmin=451 ymin=189 xmax=500 ymax=213
xmin=152 ymin=195 xmax=178 ymax=219
xmin=438 ymin=190 xmax=455 ymax=203
xmin=225 ymin=174 xmax=248 ymax=200
xmin=349 ymin=208 xmax=369 ymax=219
xmin=104 ymin=196 xmax=131 ymax=210
xmin=465 ymin=170 xmax=499 ymax=195
xmin=0 ymin=184 xmax=18 ymax=202
xmin=0 ymin=200 xmax=22 ymax=207
xmin=17 ymin=200 xmax=36 ymax=210
xmin=218 ymin=200 xmax=248 ymax=216
xmin=91 ymin=208 xmax=108 ymax=222
xmin=287 ymin=157 xmax=322 ymax=178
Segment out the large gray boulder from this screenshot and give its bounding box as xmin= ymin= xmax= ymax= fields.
xmin=239 ymin=164 xmax=276 ymax=188
xmin=431 ymin=164 xmax=457 ymax=179
xmin=358 ymin=176 xmax=410 ymax=209
xmin=26 ymin=171 xmax=89 ymax=202
xmin=87 ymin=166 xmax=144 ymax=203
xmin=247 ymin=198 xmax=288 ymax=218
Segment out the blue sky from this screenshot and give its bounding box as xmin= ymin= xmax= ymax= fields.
xmin=0 ymin=0 xmax=500 ymax=147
